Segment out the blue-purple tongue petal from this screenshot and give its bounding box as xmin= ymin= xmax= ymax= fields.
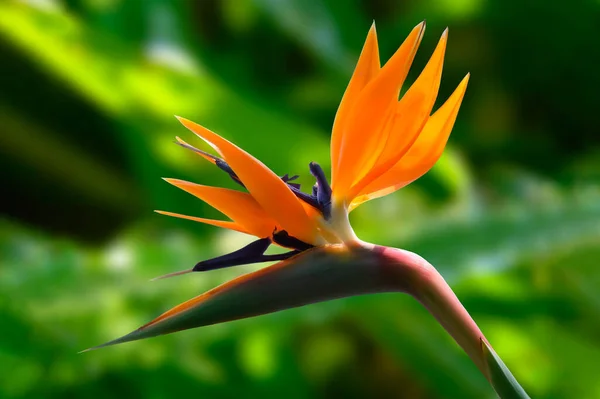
xmin=150 ymin=238 xmax=301 ymax=280
xmin=193 ymin=237 xmax=271 ymax=271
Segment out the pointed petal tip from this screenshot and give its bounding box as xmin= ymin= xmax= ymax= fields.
xmin=407 ymin=21 xmax=426 ymax=44
xmin=155 ymin=209 xmax=179 ymax=218
xmin=162 ymin=177 xmax=187 ymax=186
xmin=175 ymin=116 xmax=195 ymax=128
xmin=461 ymin=73 xmax=471 ymax=88
xmin=81 ymin=328 xmax=148 ymax=353
xmin=442 ymin=27 xmax=449 ymax=38
xmin=78 ymin=337 xmax=123 ymax=353
xmin=155 ymin=209 xmax=182 ymax=216
xmin=151 ymin=269 xmax=194 ymax=281
xmin=414 ymin=21 xmax=426 ymax=45
xmin=452 ymin=73 xmax=470 ymax=95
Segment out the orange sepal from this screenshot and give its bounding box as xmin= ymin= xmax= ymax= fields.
xmin=155 ymin=210 xmax=250 ymax=235
xmin=350 ymin=73 xmax=470 ymax=209
xmin=176 ymin=117 xmax=318 ymax=244
xmin=330 ymin=22 xmax=380 ymax=183
xmin=348 ymin=29 xmax=448 ymax=200
xmin=332 ymin=22 xmax=426 ymax=202
xmin=163 ymin=178 xmax=276 ymax=238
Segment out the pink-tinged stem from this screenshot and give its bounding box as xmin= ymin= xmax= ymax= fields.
xmin=377 ymin=246 xmax=491 ymax=381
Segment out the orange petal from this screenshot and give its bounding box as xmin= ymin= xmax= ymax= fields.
xmin=332 ymin=21 xmax=426 ymax=203
xmin=163 ymin=178 xmax=277 ymax=238
xmin=348 ymin=29 xmax=448 ymax=200
xmin=351 ymin=73 xmax=470 ymax=209
xmin=176 ymin=117 xmax=318 ymax=244
xmin=155 ymin=210 xmax=250 ymax=235
xmin=330 ymin=22 xmax=380 ymax=184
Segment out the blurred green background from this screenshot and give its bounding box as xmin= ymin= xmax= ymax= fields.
xmin=1 ymin=0 xmax=599 ymax=398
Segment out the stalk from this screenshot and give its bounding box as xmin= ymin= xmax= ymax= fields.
xmin=377 ymin=246 xmax=490 ymax=378
xmin=377 ymin=246 xmax=529 ymax=398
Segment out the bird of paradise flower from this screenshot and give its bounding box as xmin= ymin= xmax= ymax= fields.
xmin=85 ymin=21 xmax=529 ymax=398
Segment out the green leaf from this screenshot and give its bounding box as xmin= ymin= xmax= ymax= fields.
xmin=481 ymin=339 xmax=530 ymax=399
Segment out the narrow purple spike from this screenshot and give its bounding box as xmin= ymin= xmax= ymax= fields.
xmin=282 ymin=174 xmax=301 ymax=190
xmin=309 ymin=162 xmax=332 ymax=219
xmin=283 ymin=174 xmax=300 ymax=182
xmin=174 ymin=139 xmax=219 ymax=161
xmin=192 ymin=237 xmax=303 ymax=272
xmin=289 ymin=186 xmax=320 ymax=209
xmin=214 ymin=159 xmax=245 ymax=187
xmin=272 ymin=230 xmax=313 ymax=251
xmin=193 ymin=238 xmax=271 ymax=272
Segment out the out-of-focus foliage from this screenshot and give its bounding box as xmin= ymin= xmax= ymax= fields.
xmin=1 ymin=1 xmax=599 ymax=398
